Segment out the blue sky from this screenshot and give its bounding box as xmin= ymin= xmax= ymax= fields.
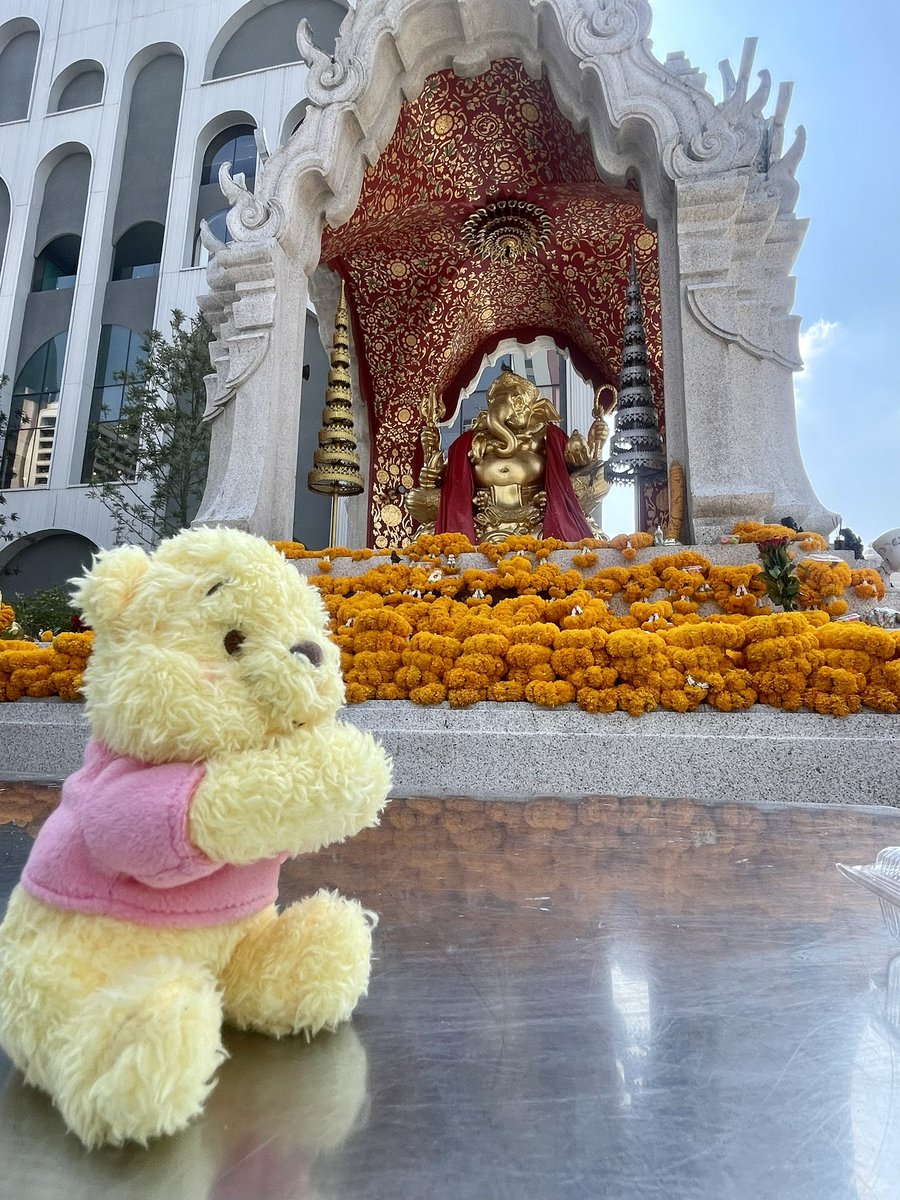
xmin=602 ymin=0 xmax=899 ymax=543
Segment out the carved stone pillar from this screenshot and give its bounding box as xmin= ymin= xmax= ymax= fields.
xmin=194 ymin=167 xmax=305 ymax=540
xmin=674 ymin=175 xmax=837 ymax=538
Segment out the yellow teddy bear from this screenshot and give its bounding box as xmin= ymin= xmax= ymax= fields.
xmin=0 ymin=527 xmax=392 ymax=1148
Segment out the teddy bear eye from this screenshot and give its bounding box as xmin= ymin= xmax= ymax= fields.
xmin=224 ymin=630 xmax=245 ymax=656
xmin=206 ymin=582 xmax=224 ymax=597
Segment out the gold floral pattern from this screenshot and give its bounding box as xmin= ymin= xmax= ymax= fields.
xmin=321 ymin=59 xmax=664 ymax=546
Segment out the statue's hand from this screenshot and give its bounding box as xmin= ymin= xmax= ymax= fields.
xmin=406 ymin=485 xmax=441 ymax=525
xmin=587 ymin=419 xmax=610 ymax=462
xmin=564 ymin=431 xmax=590 ymax=471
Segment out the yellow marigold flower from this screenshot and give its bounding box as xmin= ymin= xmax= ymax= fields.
xmin=525 ymin=680 xmax=575 ymax=708
xmin=708 ymin=669 xmax=757 ymax=712
xmin=817 ymin=623 xmax=895 ymax=658
xmin=577 ymin=685 xmax=618 ymax=713
xmin=410 ymin=683 xmax=447 ymax=705
xmin=0 ymin=602 xmax=17 ymax=634
xmin=462 ymin=632 xmax=509 ymax=657
xmin=732 ymin=521 xmax=798 ymax=543
xmin=607 ymin=628 xmax=666 ymax=659
xmin=823 ymin=599 xmax=849 ymax=617
xmin=616 ymin=683 xmax=658 ymax=716
xmin=850 ymin=569 xmax=886 ymax=601
xmin=609 ymin=532 xmax=655 ymax=560
xmin=550 ymin=647 xmax=594 ymax=678
xmin=270 ymin=540 xmax=306 ymax=558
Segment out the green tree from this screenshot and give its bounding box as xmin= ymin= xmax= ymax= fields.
xmin=87 ymin=311 xmax=213 ymax=546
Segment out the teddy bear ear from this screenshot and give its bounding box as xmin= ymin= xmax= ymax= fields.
xmin=70 ymin=544 xmax=150 ymax=629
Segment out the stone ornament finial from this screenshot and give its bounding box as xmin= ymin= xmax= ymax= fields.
xmin=296 ymin=15 xmax=361 ymax=105
xmin=873 ymin=528 xmax=900 ymax=575
xmin=668 ymin=36 xmax=805 ymax=185
xmin=218 ymin=163 xmax=284 ymax=240
xmin=532 ymin=0 xmax=651 ymax=58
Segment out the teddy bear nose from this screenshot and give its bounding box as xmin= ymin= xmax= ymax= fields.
xmin=290 ymin=640 xmax=323 ymax=666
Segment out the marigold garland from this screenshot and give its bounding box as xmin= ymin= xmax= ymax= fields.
xmin=2 ymin=542 xmax=897 ymax=716
xmin=0 ymin=632 xmax=93 ymax=702
xmin=731 ymin=522 xmax=829 ymax=552
xmin=0 ymin=600 xmax=18 ymax=637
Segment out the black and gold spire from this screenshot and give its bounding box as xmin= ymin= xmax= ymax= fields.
xmin=604 ymin=249 xmax=666 ymax=485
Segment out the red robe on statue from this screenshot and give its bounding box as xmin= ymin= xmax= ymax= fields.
xmin=434 ymin=424 xmax=593 ymax=542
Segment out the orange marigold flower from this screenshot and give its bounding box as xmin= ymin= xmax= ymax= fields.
xmin=577 ymin=686 xmax=618 ymax=713
xmin=525 ymin=680 xmax=575 ymax=708
xmin=850 ymin=569 xmax=886 ymax=601
xmin=410 ymin=683 xmax=447 ymax=706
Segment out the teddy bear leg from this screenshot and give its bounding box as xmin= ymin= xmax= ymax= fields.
xmin=221 ymin=892 xmax=375 ymax=1039
xmin=49 ymin=958 xmax=225 ymax=1148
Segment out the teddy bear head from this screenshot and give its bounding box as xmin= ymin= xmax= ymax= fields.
xmin=70 ymin=527 xmax=344 ymax=764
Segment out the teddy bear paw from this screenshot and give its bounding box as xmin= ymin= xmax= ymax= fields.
xmin=222 ymin=891 xmax=376 ymax=1039
xmin=55 ymin=959 xmax=225 ymax=1148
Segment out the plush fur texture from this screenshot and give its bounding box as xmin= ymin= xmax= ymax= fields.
xmin=0 ymin=528 xmax=392 ymax=1148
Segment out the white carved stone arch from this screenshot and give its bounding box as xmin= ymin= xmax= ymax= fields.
xmin=195 ymin=0 xmax=836 ymax=543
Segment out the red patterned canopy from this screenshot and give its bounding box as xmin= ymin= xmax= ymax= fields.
xmin=321 ymin=59 xmax=663 ymax=546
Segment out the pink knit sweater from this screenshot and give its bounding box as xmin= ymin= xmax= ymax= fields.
xmin=21 ymin=741 xmax=286 ymax=927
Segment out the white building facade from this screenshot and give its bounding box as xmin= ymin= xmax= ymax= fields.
xmin=0 ymin=0 xmax=345 ymax=591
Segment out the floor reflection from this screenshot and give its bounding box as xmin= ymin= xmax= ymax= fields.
xmin=0 ymin=791 xmax=898 ymax=1199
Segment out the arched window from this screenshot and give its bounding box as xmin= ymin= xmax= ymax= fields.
xmin=111 ymin=222 xmax=164 ymax=280
xmin=192 ymin=122 xmax=256 ymax=266
xmin=0 ymin=333 xmax=68 ymax=489
xmin=0 ymin=176 xmax=9 ymax=275
xmin=201 ymin=125 xmax=257 ymax=187
xmin=81 ymin=325 xmax=144 ymax=483
xmin=32 ymin=235 xmax=80 ymax=291
xmin=193 ymin=208 xmax=231 ymax=269
xmin=50 ymin=60 xmax=104 ymax=112
xmin=280 ymin=99 xmax=310 ymax=146
xmin=0 ymin=20 xmax=39 ymax=124
xmin=208 ymin=0 xmax=346 ymax=80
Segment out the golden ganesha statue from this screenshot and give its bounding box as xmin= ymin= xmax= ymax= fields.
xmin=405 ymin=370 xmax=613 ymax=543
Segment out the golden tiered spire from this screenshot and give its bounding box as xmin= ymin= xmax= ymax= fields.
xmin=308 ymin=279 xmax=364 ymax=508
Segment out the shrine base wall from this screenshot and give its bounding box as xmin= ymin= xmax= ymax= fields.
xmin=2 ymin=702 xmax=898 ymax=808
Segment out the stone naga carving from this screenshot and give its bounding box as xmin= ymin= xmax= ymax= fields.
xmin=296 ymin=16 xmax=364 ymax=107
xmin=218 ymin=163 xmax=284 ymax=242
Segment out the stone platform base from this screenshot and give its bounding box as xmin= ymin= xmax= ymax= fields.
xmin=2 ymin=700 xmax=898 ymax=807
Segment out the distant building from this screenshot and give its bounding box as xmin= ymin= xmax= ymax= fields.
xmin=0 ymin=0 xmax=349 ymax=591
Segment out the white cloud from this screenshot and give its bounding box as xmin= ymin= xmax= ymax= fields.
xmin=799 ymin=318 xmax=840 ymax=365
xmin=795 ymin=319 xmax=840 ymax=409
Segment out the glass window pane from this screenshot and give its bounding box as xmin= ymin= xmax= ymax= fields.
xmin=201 ymin=125 xmax=255 ymax=184
xmin=231 ymin=133 xmax=257 ymax=181
xmin=81 ymin=326 xmax=143 ymax=483
xmin=1 ymin=334 xmax=68 ymax=488
xmin=32 ymin=236 xmax=80 ymax=292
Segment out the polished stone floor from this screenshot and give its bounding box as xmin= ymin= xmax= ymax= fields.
xmin=1 ymin=785 xmax=899 ymax=1199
